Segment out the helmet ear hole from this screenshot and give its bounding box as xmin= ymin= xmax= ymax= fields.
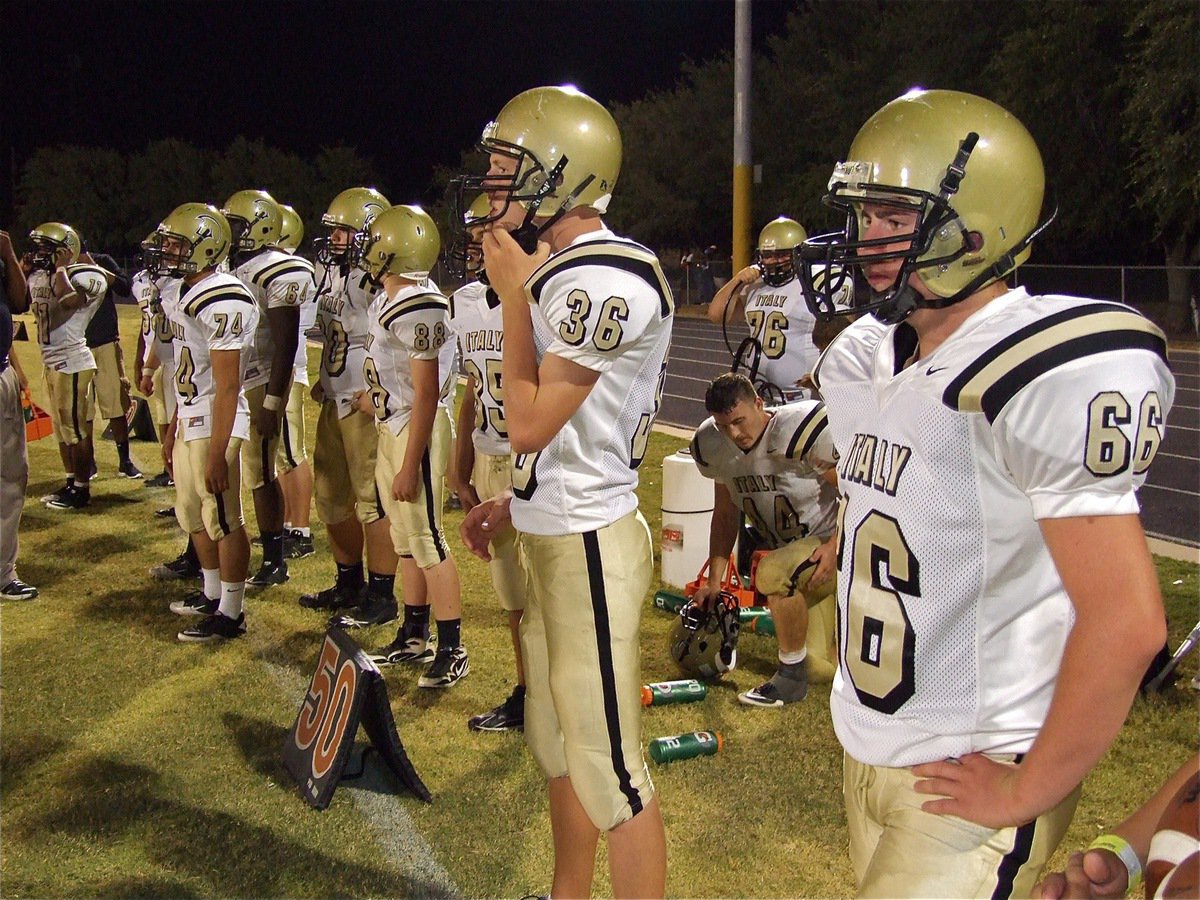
xmin=965 ymin=231 xmax=984 ymax=252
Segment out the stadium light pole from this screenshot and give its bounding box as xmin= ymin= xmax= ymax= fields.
xmin=732 ymin=0 xmax=753 ymax=273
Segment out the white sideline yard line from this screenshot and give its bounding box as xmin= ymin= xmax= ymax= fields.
xmin=262 ymin=661 xmax=459 ymax=897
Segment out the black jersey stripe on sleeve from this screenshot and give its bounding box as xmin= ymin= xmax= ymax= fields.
xmin=183 ymin=287 xmax=255 ymax=318
xmin=379 ymin=293 xmax=448 ymax=331
xmin=943 ymin=304 xmax=1168 ymax=422
xmin=252 ymin=258 xmax=315 ymax=289
xmin=527 ymin=241 xmax=674 ymax=319
xmin=784 ymin=404 xmax=829 ymax=460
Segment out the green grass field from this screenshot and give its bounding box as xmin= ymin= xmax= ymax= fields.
xmin=2 ymin=305 xmax=1196 ymax=898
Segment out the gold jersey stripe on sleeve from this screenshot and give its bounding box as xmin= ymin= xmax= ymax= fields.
xmin=944 ymin=303 xmax=1168 ymax=421
xmin=784 ymin=404 xmax=829 ymax=459
xmin=183 ymin=284 xmax=255 ymax=318
xmin=379 ymin=292 xmax=447 ymax=331
xmin=526 ymin=239 xmax=674 ymax=318
xmin=252 ymin=257 xmax=315 ymax=289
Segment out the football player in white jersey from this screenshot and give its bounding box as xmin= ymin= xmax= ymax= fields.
xmin=709 ymin=216 xmax=848 ymax=403
xmin=798 ymin=89 xmax=1174 ymax=897
xmin=150 ymin=203 xmax=259 ymax=642
xmin=690 ymin=372 xmax=840 ymax=707
xmin=459 ymin=85 xmax=669 ymax=899
xmin=273 ymin=202 xmax=316 ymax=559
xmin=26 ymin=222 xmax=108 ymax=510
xmin=137 ymin=260 xmax=205 ymax=583
xmin=349 ymin=204 xmax=467 ymax=691
xmin=450 ymin=192 xmax=529 ymax=731
xmin=300 ymin=187 xmax=399 ymax=618
xmin=222 ymin=190 xmax=314 ymax=588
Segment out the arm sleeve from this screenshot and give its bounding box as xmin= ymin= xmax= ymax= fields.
xmin=992 ymin=351 xmax=1174 ymax=520
xmin=541 ymin=264 xmax=657 ymax=374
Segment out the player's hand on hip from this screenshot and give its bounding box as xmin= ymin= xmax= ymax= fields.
xmin=911 ymin=752 xmax=1032 ymax=828
xmin=481 ymin=225 xmax=549 ymax=303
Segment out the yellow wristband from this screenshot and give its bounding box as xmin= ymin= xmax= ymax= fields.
xmin=1087 ymin=833 xmax=1142 ymax=896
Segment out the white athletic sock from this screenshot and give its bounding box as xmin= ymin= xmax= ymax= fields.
xmin=294 ymin=526 xmax=310 ymax=537
xmin=202 ymin=567 xmax=221 ymax=599
xmin=218 ymin=581 xmax=246 ymax=619
xmin=779 ymin=647 xmax=808 ymax=666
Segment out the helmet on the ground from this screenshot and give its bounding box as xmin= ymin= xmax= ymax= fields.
xmin=668 ymin=593 xmax=740 ymax=679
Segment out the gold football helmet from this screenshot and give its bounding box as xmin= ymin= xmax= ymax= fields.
xmin=276 ymin=204 xmax=303 ymax=252
xmin=356 ymin=205 xmax=440 ymax=283
xmin=222 ymin=189 xmax=282 ymax=253
xmin=318 ymin=187 xmax=390 ymax=265
xmin=454 ymin=85 xmax=621 ymax=247
xmin=28 ymin=222 xmax=82 ymax=269
xmin=152 ymin=203 xmax=232 ymax=277
xmin=756 ymin=217 xmax=807 ymax=287
xmin=799 ymin=89 xmax=1048 ymax=323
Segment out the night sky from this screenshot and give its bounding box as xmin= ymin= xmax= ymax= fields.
xmin=2 ymin=0 xmax=797 ymax=218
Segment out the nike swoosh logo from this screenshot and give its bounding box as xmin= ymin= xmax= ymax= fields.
xmin=926 ymin=366 xmax=948 ymax=375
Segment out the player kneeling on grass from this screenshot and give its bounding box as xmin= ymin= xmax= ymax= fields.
xmin=148 ymin=203 xmax=259 ymax=643
xmin=690 ymin=372 xmax=839 ymax=707
xmin=340 ymin=205 xmax=469 ymax=691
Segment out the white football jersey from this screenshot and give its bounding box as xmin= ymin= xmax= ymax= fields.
xmin=363 ymin=281 xmax=456 ymax=435
xmin=742 ymin=276 xmax=820 ymax=394
xmin=134 ymin=269 xmax=177 ymax=367
xmin=811 ymin=287 xmax=1175 ymax=766
xmin=232 ymin=249 xmax=315 ymax=388
xmin=449 ymin=279 xmax=509 ymax=457
xmin=292 ymin=258 xmax=320 ymax=386
xmin=172 ymin=271 xmax=259 ymax=442
xmin=315 ymin=263 xmax=377 ymax=417
xmin=28 ymin=264 xmax=107 ymax=373
xmin=691 ymin=401 xmax=838 ymax=547
xmin=511 ymin=228 xmax=673 ymax=535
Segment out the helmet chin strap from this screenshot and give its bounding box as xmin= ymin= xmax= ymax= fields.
xmin=508 ymin=158 xmax=595 ymax=254
xmin=877 ymin=202 xmax=1059 ymax=323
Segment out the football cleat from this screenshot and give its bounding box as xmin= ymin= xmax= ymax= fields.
xmin=169 ymin=590 xmax=218 ymax=617
xmin=366 ymin=632 xmax=435 ymax=667
xmin=177 ymin=612 xmax=246 ymax=643
xmin=328 ymin=592 xmax=397 ymax=629
xmin=45 ymin=487 xmax=89 ymax=510
xmin=40 ymin=483 xmax=73 ymax=505
xmin=149 ymin=551 xmax=200 ymax=581
xmin=738 ymin=667 xmax=808 ymax=708
xmin=284 ymin=530 xmax=315 ymax=559
xmin=418 ymin=646 xmax=469 ymax=688
xmin=468 ymin=686 xmax=525 ymax=732
xmin=0 ymin=579 xmax=39 ymax=601
xmin=118 ymin=460 xmax=143 ymax=479
xmin=298 ymin=583 xmax=364 ymax=611
xmin=155 ymin=506 xmax=176 ymax=518
xmin=144 ymin=471 xmax=173 ymax=488
xmin=247 ymin=560 xmax=289 ymax=589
